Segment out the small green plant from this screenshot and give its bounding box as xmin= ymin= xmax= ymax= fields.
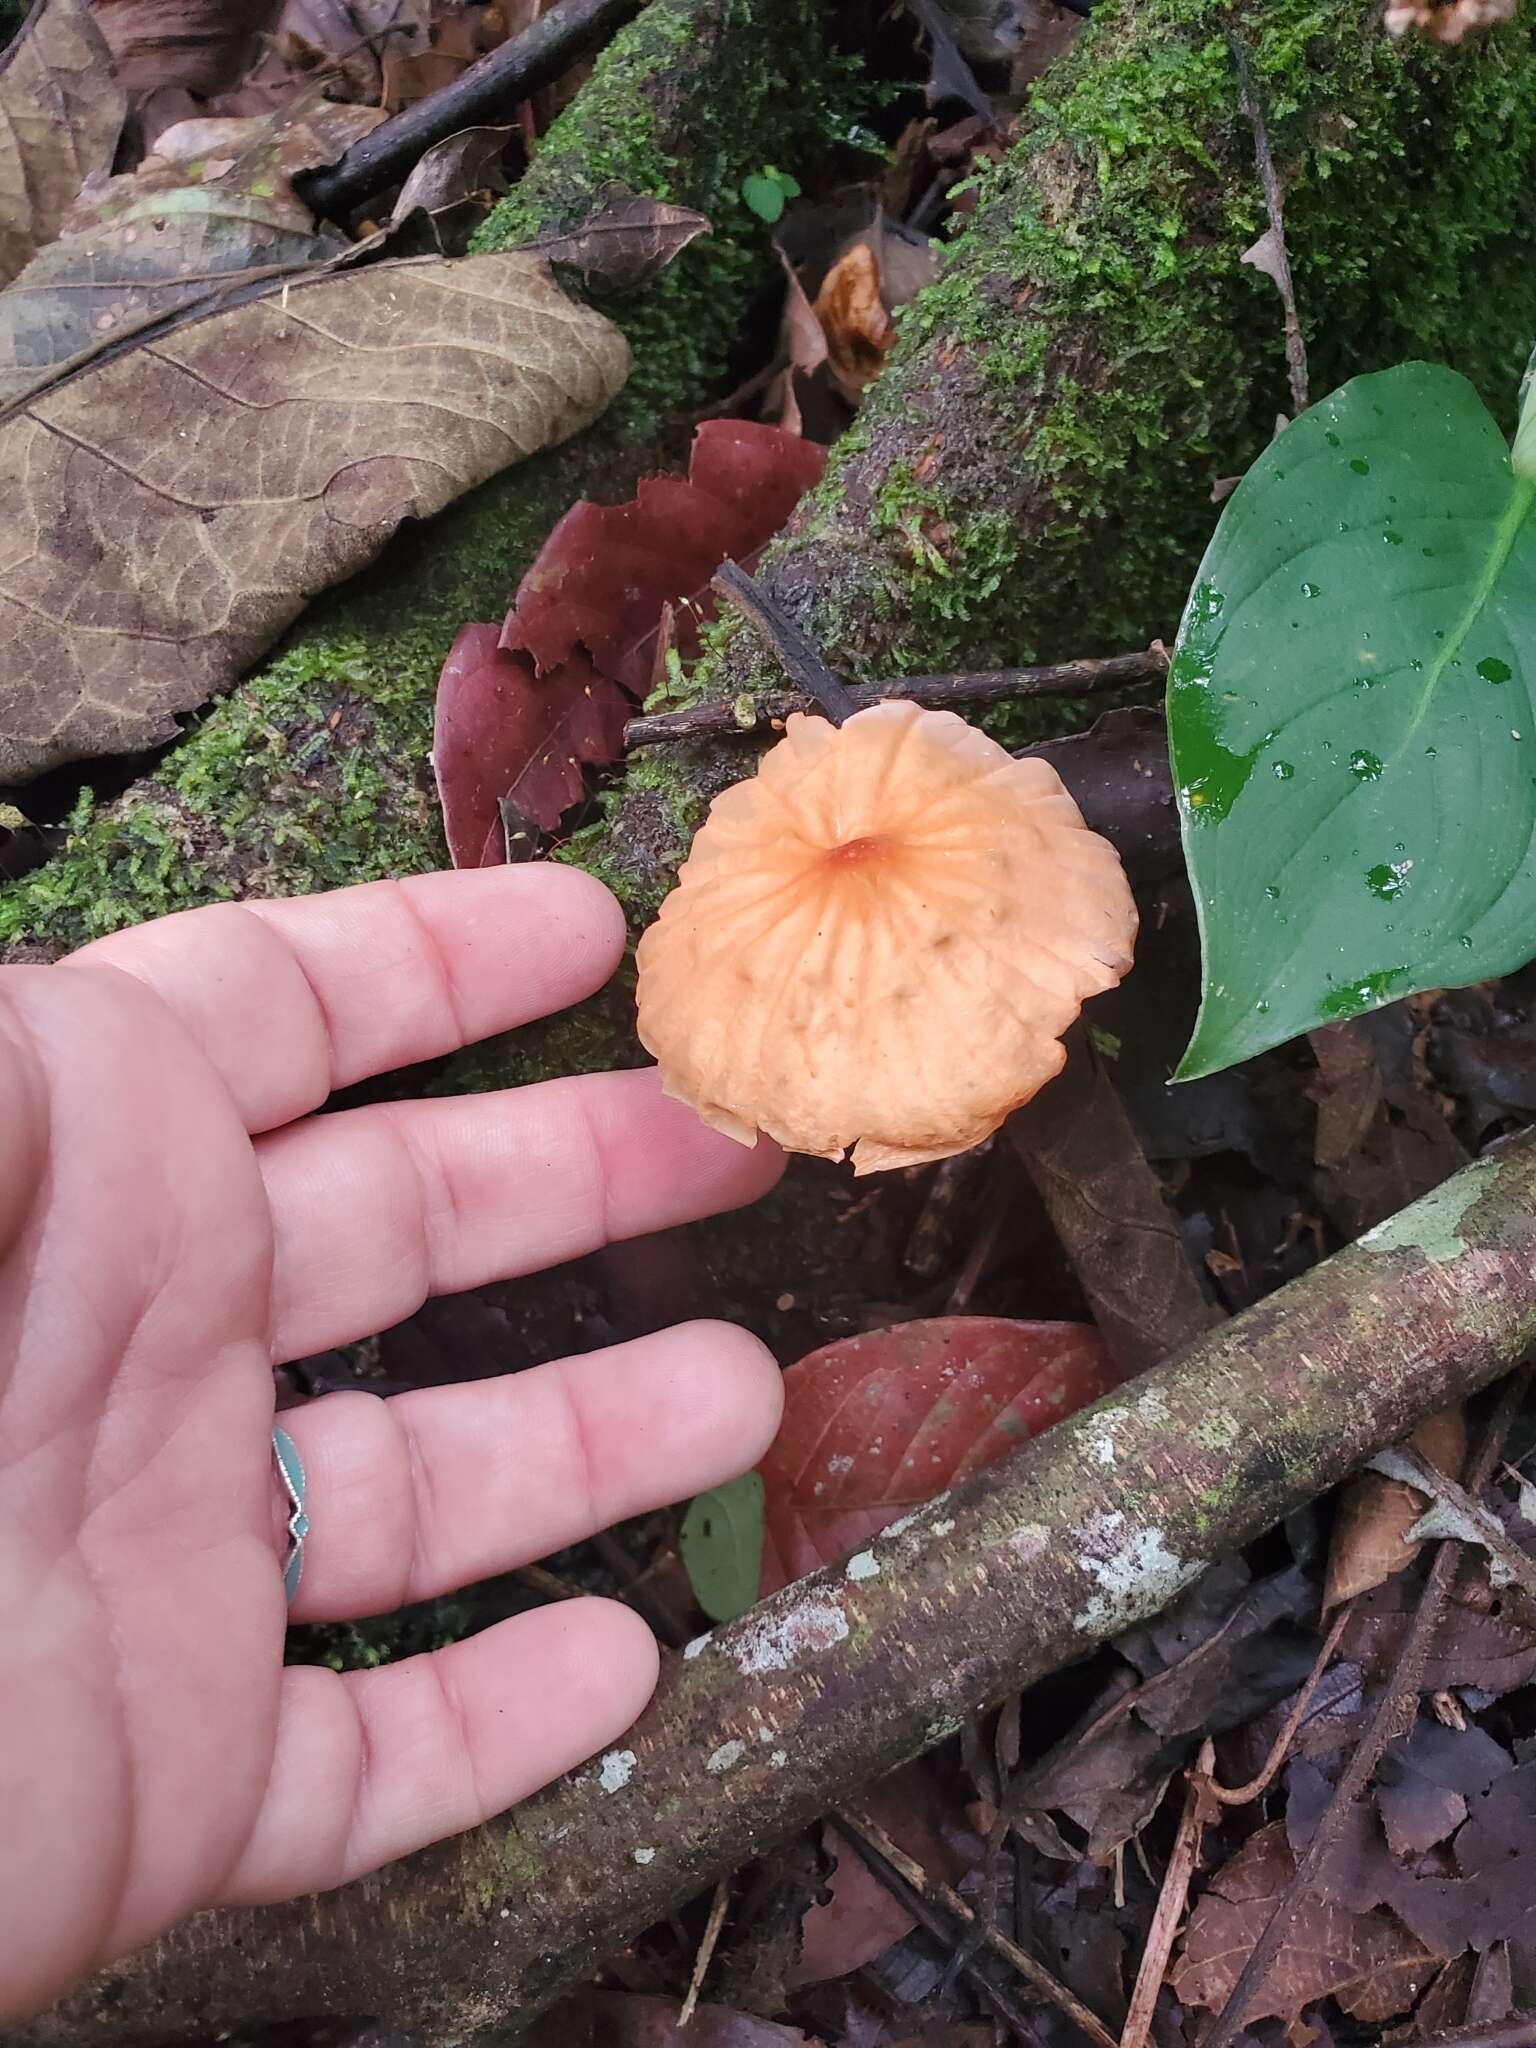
xmin=680 ymin=1471 xmax=764 ymax=1622
xmin=739 ymin=165 xmax=802 ymax=224
xmin=1168 ymin=354 xmax=1536 ymax=1078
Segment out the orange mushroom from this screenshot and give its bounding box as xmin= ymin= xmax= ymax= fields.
xmin=635 ymin=699 xmax=1138 ymax=1174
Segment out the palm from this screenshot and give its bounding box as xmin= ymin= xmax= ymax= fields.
xmin=0 ymin=867 xmax=782 ymax=2023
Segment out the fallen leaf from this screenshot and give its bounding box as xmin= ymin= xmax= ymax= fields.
xmin=525 ymin=185 xmax=711 ymax=295
xmin=757 ymin=1316 xmax=1119 ymax=1593
xmin=432 ymin=624 xmax=627 ymax=864
xmin=1015 ymin=1560 xmax=1318 ymax=1858
xmin=91 ymin=0 xmax=283 ymax=98
xmin=0 ymin=0 xmax=125 ymax=288
xmin=1324 ymin=1406 xmax=1468 ymax=1610
xmin=0 ymin=110 xmax=356 ymax=404
xmin=504 ymin=419 xmax=825 ymax=687
xmin=1341 ymin=1564 xmax=1536 ymax=1697
xmin=1006 ymin=1025 xmax=1220 ymax=1378
xmin=1172 ymin=1821 xmax=1441 ymax=2025
xmin=390 ymin=125 xmax=512 ymax=234
xmin=811 ymin=222 xmax=937 ymax=405
xmin=432 ymin=421 xmax=824 ymax=865
xmin=814 ymin=241 xmax=892 ymax=401
xmin=795 ymin=1763 xmax=974 ymax=1987
xmin=0 ymin=249 xmax=629 ymax=781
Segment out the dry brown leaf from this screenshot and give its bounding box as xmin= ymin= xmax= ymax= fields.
xmin=0 ymin=250 xmax=628 ymax=779
xmin=814 ymin=241 xmax=894 ymax=402
xmin=92 ymin=0 xmax=283 ymax=98
xmin=0 ymin=0 xmax=125 ymax=289
xmin=523 ymin=186 xmax=711 ymax=295
xmin=1172 ymin=1820 xmax=1441 ymax=2026
xmin=1324 ymin=1406 xmax=1467 ymax=1609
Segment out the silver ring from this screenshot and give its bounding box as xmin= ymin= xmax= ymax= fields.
xmin=272 ymin=1425 xmax=309 ymax=1604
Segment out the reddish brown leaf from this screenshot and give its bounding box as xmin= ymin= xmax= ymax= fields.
xmin=759 ymin=1316 xmax=1120 ymax=1594
xmin=433 ymin=623 xmax=627 ymax=863
xmin=793 ymin=1760 xmax=973 ymax=1987
xmin=1172 ymin=1821 xmax=1441 ymax=2026
xmin=503 ymin=419 xmax=826 ymax=690
xmin=433 ymin=421 xmax=825 ymax=866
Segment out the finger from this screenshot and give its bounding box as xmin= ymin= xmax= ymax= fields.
xmin=219 ymin=1598 xmax=656 ymax=1905
xmin=0 ymin=994 xmax=49 ymax=1257
xmin=281 ymin=1320 xmax=782 ymax=1621
xmin=64 ymin=867 xmax=625 ymax=1133
xmin=258 ymin=1067 xmax=784 ymax=1360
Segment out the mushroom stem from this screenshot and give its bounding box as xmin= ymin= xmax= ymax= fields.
xmin=711 ymin=562 xmax=861 ymax=726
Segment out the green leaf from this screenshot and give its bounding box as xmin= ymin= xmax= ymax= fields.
xmin=1169 ymin=363 xmax=1536 ymax=1080
xmin=739 ymin=173 xmax=787 ymax=223
xmin=680 ymin=1471 xmax=764 ymax=1622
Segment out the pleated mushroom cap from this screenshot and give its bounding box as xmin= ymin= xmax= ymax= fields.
xmin=636 ymin=700 xmax=1138 ymax=1174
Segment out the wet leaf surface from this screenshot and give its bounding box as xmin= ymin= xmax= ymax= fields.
xmin=757 ymin=1315 xmax=1119 ymax=1593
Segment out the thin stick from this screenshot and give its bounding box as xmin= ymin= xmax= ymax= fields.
xmin=1201 ymin=1371 xmax=1531 ymax=2048
xmin=677 ymin=1878 xmax=730 ymax=2027
xmin=1201 ymin=1607 xmax=1350 ymax=1806
xmin=299 ymin=0 xmax=644 ymax=221
xmin=710 ymin=563 xmax=861 ymax=726
xmin=1120 ymin=1742 xmax=1213 ymax=2048
xmin=833 ymin=1808 xmax=1120 ymax=2048
xmin=1229 ymin=36 xmax=1309 ymax=415
xmin=625 ymin=647 xmax=1168 ymax=747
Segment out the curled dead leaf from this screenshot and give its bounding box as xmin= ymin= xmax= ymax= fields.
xmin=636 ymin=701 xmax=1138 ymax=1172
xmin=0 ymin=0 xmax=125 ymax=289
xmin=1324 ymin=1406 xmax=1467 ymax=1610
xmin=0 ymin=250 xmax=629 ymax=780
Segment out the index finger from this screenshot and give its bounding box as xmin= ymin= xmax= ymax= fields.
xmin=65 ymin=866 xmax=626 ymax=1133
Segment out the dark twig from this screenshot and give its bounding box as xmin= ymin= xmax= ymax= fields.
xmin=1228 ymin=36 xmax=1309 ymax=415
xmin=831 ymin=1809 xmax=1114 ymax=2046
xmin=1399 ymin=2022 xmax=1536 ymax=2048
xmin=298 ymin=0 xmax=644 ymax=221
xmin=1121 ymin=1741 xmax=1213 ymax=2048
xmin=1201 ymin=1370 xmax=1531 ymax=2048
xmin=709 ymin=563 xmax=861 ymax=726
xmin=624 ymin=646 xmax=1168 ymax=748
xmin=1200 ymin=1606 xmax=1351 ymax=1806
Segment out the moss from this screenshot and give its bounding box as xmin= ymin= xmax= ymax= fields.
xmin=2 ymin=0 xmax=860 ymax=972
xmin=474 ymin=0 xmax=858 ymax=443
xmin=741 ymin=0 xmax=1536 ymax=697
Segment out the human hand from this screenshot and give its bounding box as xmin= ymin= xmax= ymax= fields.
xmin=0 ymin=867 xmax=784 ymax=2021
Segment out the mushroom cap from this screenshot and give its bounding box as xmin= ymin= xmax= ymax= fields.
xmin=635 ymin=700 xmax=1138 ymax=1174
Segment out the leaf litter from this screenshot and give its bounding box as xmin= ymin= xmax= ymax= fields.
xmin=8 ymin=7 xmax=1536 ymax=2048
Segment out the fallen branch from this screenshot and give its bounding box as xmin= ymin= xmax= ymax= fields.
xmin=831 ymin=1807 xmax=1118 ymax=2048
xmin=623 ymin=648 xmax=1169 ymax=747
xmin=298 ymin=0 xmax=645 ymax=222
xmin=27 ymin=1134 xmax=1536 ymax=2045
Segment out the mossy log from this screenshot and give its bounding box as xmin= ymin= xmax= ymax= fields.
xmin=0 ymin=0 xmax=844 ymax=966
xmin=9 ymin=0 xmax=1534 ymax=1103
xmin=24 ymin=1137 xmax=1536 ymax=2044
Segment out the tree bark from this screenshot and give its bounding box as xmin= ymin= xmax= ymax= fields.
xmin=23 ymin=1133 xmax=1536 ymax=2046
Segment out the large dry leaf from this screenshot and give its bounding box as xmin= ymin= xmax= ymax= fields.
xmin=0 ymin=0 xmax=125 ymax=288
xmin=0 ymin=249 xmax=629 ymax=779
xmin=1172 ymin=1820 xmax=1441 ymax=2025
